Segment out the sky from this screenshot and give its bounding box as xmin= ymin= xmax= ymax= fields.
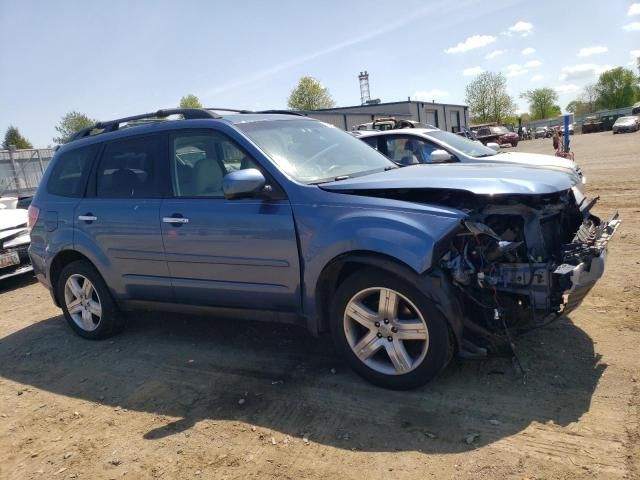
xmin=1 ymin=0 xmax=638 ymax=147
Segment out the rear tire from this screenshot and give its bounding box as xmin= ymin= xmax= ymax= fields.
xmin=330 ymin=268 xmax=452 ymax=390
xmin=57 ymin=260 xmax=123 ymax=339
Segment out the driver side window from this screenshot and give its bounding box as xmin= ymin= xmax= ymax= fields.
xmin=170 ymin=131 xmax=259 ymax=198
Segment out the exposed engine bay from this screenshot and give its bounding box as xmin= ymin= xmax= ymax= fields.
xmin=433 ymin=188 xmax=621 ymax=354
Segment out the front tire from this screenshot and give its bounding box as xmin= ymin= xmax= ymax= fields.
xmin=57 ymin=260 xmax=123 ymax=339
xmin=330 ymin=269 xmax=452 ymax=389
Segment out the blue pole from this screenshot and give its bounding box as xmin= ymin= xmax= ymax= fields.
xmin=563 ymin=114 xmax=570 ymax=152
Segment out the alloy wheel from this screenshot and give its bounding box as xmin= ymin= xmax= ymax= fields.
xmin=343 ymin=287 xmax=429 ymax=375
xmin=64 ymin=274 xmax=102 ymax=332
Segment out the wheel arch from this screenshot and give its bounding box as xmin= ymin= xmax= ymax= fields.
xmin=49 ymin=250 xmax=98 ymax=307
xmin=314 ymin=251 xmax=464 ymax=347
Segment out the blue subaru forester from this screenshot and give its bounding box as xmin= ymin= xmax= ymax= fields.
xmin=28 ymin=109 xmax=619 ymax=389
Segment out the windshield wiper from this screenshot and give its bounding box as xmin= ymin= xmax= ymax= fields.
xmin=309 ymin=175 xmax=350 ymax=185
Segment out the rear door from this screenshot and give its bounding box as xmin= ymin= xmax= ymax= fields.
xmin=74 ymin=134 xmax=171 ymax=302
xmin=160 ymin=128 xmax=301 ymax=311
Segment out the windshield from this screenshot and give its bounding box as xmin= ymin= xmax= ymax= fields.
xmin=238 ymin=119 xmax=396 ymax=183
xmin=425 ymin=130 xmax=497 ymax=158
xmin=491 ymin=126 xmax=509 ymax=134
xmin=616 ymin=117 xmax=635 ymax=123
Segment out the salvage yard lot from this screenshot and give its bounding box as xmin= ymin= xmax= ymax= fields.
xmin=0 ymin=131 xmax=638 ymax=480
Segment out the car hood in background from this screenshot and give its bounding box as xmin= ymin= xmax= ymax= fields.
xmin=482 ymin=151 xmax=576 ymax=170
xmin=0 ymin=208 xmax=28 ymax=231
xmin=320 ymin=163 xmax=577 ymax=196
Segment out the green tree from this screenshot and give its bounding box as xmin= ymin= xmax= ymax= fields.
xmin=2 ymin=126 xmax=33 ymax=149
xmin=179 ymin=94 xmax=203 ymax=108
xmin=464 ymin=72 xmax=515 ymax=124
xmin=566 ymin=100 xmax=587 ymax=115
xmin=580 ymin=84 xmax=598 ymax=113
xmin=53 ymin=111 xmax=96 ymax=144
xmin=287 ymin=76 xmax=335 ymax=110
xmin=595 ymin=67 xmax=639 ymax=109
xmin=520 ymin=88 xmax=561 ymax=120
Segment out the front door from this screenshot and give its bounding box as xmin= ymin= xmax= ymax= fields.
xmin=160 ymin=129 xmax=301 ymax=311
xmin=74 ymin=133 xmax=172 ymax=302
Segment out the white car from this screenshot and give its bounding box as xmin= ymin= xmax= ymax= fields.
xmin=354 ymin=128 xmax=586 ymax=187
xmin=0 ymin=198 xmax=32 ymax=281
xmin=612 ymin=116 xmax=639 ymax=134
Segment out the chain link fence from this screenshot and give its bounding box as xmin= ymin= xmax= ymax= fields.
xmin=0 ymin=148 xmax=54 ymax=197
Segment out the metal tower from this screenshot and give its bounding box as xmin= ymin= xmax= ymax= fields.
xmin=359 ymin=71 xmax=371 ymax=105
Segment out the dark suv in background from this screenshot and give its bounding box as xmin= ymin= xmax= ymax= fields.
xmin=28 ymin=108 xmax=619 ymax=389
xmin=473 ymin=125 xmax=519 ymax=147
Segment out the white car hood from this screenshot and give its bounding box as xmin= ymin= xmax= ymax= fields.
xmin=0 ymin=208 xmax=28 ymax=231
xmin=485 ymin=151 xmax=576 ymax=170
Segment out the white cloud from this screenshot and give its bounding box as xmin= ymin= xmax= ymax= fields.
xmin=525 ymin=60 xmax=542 ymax=68
xmin=559 ymin=63 xmax=611 ymax=81
xmin=628 ymin=3 xmax=640 ymax=16
xmin=412 ymin=89 xmax=449 ymax=101
xmin=445 ymin=34 xmax=496 ymax=54
xmin=632 ymin=49 xmax=640 ymax=58
xmin=463 ymin=66 xmax=484 ymax=76
xmin=506 ymin=64 xmax=528 ymax=77
xmin=507 ymin=21 xmax=533 ymax=36
xmin=531 ymin=74 xmax=544 ymax=82
xmin=554 ymin=84 xmax=580 ymax=93
xmin=577 ymin=46 xmax=608 ymax=57
xmin=521 ymin=47 xmax=535 ymax=55
xmin=623 ymin=21 xmax=640 ymax=31
xmin=485 ymin=49 xmax=504 ymax=59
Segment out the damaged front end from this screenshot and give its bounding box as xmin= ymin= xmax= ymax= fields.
xmin=439 ymin=189 xmax=621 ymax=354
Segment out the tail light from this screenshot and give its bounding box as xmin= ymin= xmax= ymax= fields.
xmin=27 ymin=205 xmax=40 ymax=229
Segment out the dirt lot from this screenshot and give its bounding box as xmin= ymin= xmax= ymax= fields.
xmin=0 ymin=131 xmax=639 ymax=480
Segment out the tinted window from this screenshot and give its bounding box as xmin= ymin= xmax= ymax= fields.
xmin=362 ymin=137 xmax=379 ymax=150
xmin=97 ymin=136 xmax=161 ymax=198
xmin=47 ymin=144 xmax=98 ymax=197
xmin=170 ymin=131 xmax=259 ymax=197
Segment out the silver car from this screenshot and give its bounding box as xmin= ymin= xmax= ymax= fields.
xmin=612 ymin=116 xmax=639 ymax=134
xmin=354 ymin=128 xmax=586 ymax=188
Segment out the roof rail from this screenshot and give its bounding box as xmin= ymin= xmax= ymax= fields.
xmin=205 ymin=108 xmax=306 ymax=117
xmin=66 ymin=108 xmax=306 ymax=144
xmin=205 ymin=107 xmax=253 ymax=114
xmin=67 ymin=108 xmax=222 ymax=143
xmin=255 ymin=109 xmax=306 ymax=116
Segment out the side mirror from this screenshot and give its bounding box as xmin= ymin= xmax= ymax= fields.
xmin=486 ymin=142 xmax=500 ymax=152
xmin=223 ymin=169 xmax=266 ymax=200
xmin=430 ymin=149 xmax=453 ymax=163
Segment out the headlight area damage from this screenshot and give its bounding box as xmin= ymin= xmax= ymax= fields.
xmin=437 ymin=189 xmax=621 ymax=357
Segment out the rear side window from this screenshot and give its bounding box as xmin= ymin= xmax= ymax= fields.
xmin=46 ymin=144 xmax=97 ymax=197
xmin=362 ymin=137 xmax=379 ymax=150
xmin=97 ymin=136 xmax=161 ymax=198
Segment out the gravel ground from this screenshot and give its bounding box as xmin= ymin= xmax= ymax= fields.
xmin=0 ymin=130 xmax=638 ymax=480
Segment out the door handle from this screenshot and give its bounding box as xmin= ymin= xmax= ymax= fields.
xmin=162 ymin=216 xmax=189 ymax=224
xmin=78 ymin=215 xmax=97 ymax=222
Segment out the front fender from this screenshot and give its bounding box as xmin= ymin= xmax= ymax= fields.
xmin=293 ymin=201 xmax=464 ymax=332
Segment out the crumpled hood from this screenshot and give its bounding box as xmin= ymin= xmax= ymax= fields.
xmin=484 ymin=151 xmax=577 ymax=170
xmin=320 ymin=163 xmax=578 ymax=196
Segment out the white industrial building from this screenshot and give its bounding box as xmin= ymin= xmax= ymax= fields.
xmin=299 ymin=100 xmax=470 ymax=132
